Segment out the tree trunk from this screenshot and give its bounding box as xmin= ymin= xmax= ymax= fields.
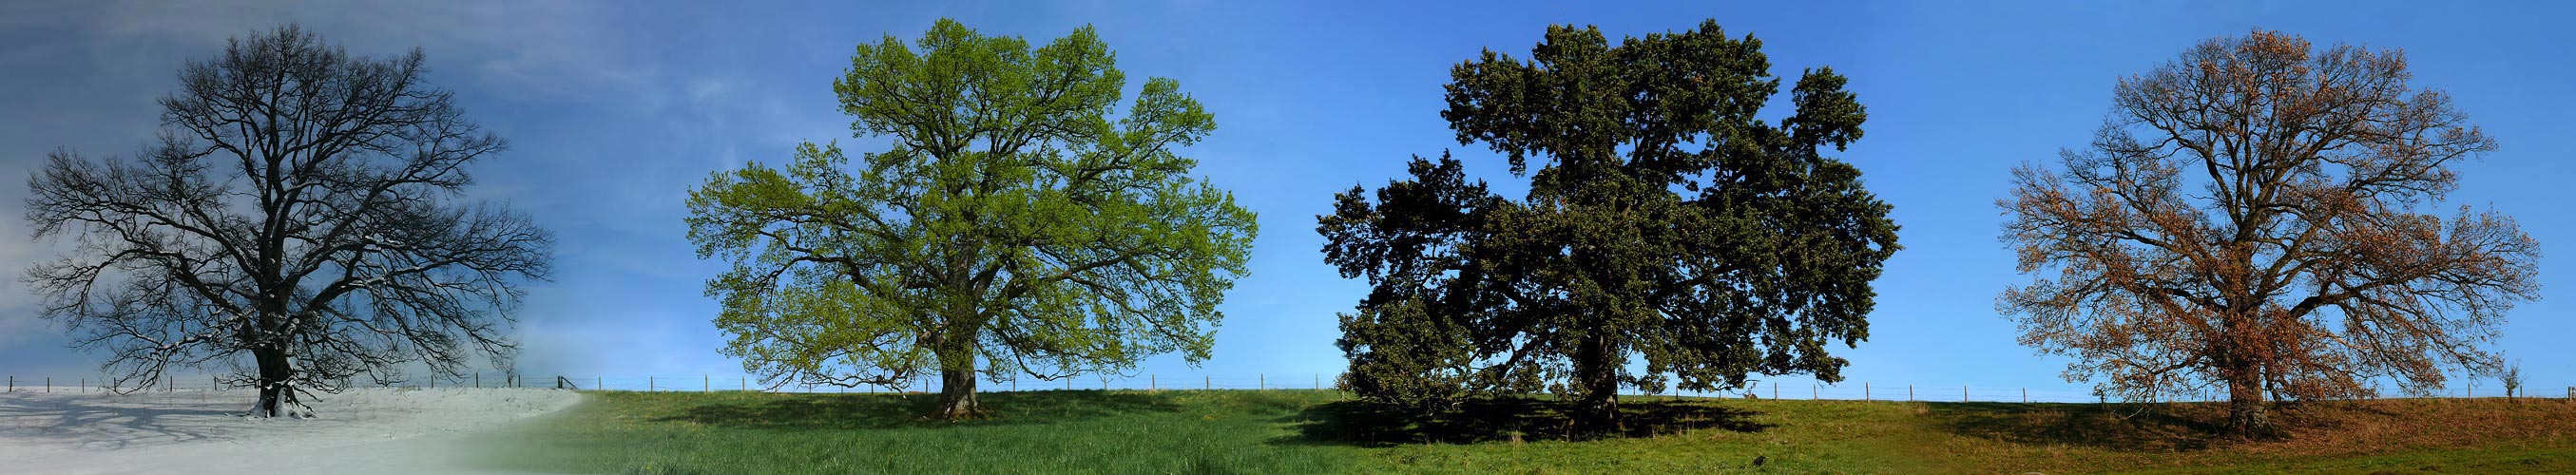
xmin=248 ymin=347 xmax=307 ymax=418
xmin=2221 ymin=363 xmax=2277 ymax=439
xmin=1570 ymin=332 xmax=1621 ymax=435
xmin=932 ymin=368 xmax=981 ymax=421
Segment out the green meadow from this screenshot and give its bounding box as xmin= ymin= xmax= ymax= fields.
xmin=471 ymin=390 xmax=2576 ymax=474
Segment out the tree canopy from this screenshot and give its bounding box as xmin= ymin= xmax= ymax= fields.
xmin=685 ymin=19 xmax=1256 ymax=420
xmin=1321 ymin=20 xmax=1899 ymax=433
xmin=2000 ymin=29 xmax=2539 ymax=438
xmin=23 ymin=25 xmax=551 ymax=417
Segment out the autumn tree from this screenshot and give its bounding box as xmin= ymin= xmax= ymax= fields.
xmin=23 ymin=25 xmax=552 ymax=417
xmin=2001 ymin=30 xmax=2540 ymax=438
xmin=686 ymin=19 xmax=1256 ymax=421
xmin=1322 ymin=20 xmax=1900 ymax=434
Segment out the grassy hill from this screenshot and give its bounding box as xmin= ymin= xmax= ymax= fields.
xmin=469 ymin=390 xmax=2576 ymax=474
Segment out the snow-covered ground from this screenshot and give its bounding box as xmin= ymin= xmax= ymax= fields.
xmin=0 ymin=388 xmax=581 ymax=474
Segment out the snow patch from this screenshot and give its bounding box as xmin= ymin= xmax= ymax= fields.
xmin=0 ymin=388 xmax=580 ymax=474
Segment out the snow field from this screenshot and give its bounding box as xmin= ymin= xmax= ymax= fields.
xmin=0 ymin=388 xmax=581 ymax=474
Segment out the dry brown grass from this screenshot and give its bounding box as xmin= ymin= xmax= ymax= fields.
xmin=1915 ymin=397 xmax=2576 ymax=473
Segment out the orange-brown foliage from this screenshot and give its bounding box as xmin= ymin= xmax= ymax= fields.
xmin=1999 ymin=30 xmax=2540 ymax=434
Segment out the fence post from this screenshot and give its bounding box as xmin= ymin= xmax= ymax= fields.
xmin=1205 ymin=375 xmax=1210 ymax=390
xmin=741 ymin=376 xmax=746 ymax=392
xmin=649 ymin=376 xmax=655 ymax=391
xmin=1772 ymin=383 xmax=1778 ymax=400
xmin=704 ymin=374 xmax=709 ymax=392
xmin=81 ymin=378 xmax=86 ymax=393
xmin=48 ymin=377 xmax=52 ymax=393
xmin=1316 ymin=373 xmax=1320 ymax=390
xmin=1813 ymin=384 xmax=1817 ymax=400
xmin=1259 ymin=373 xmax=1265 ymax=390
xmin=2022 ymin=388 xmax=2028 ymax=403
xmin=476 ymin=373 xmax=481 ymax=389
xmin=1865 ymin=382 xmax=1871 ymax=402
xmin=1963 ymin=385 xmax=1969 ymax=403
xmin=596 ymin=376 xmax=602 ymax=391
xmin=1151 ymin=374 xmax=1157 ymax=391
xmin=1909 ymin=385 xmax=1913 ymax=401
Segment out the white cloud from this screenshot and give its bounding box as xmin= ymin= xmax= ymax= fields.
xmin=53 ymin=0 xmax=656 ymax=104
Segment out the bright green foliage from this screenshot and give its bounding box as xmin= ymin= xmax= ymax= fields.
xmin=1319 ymin=20 xmax=1899 ymax=432
xmin=684 ymin=19 xmax=1255 ymax=417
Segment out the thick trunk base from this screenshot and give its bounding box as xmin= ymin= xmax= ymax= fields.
xmin=928 ymin=369 xmax=983 ymax=421
xmin=2223 ymin=384 xmax=2280 ymax=440
xmin=1570 ymin=392 xmax=1622 ymax=436
xmin=246 ymin=349 xmax=312 ymax=418
xmin=2223 ymin=402 xmax=2280 ymax=439
xmin=1568 ymin=332 xmax=1623 ymax=436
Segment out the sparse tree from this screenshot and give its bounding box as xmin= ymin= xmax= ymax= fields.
xmin=23 ymin=25 xmax=551 ymax=417
xmin=2001 ymin=30 xmax=2539 ymax=438
xmin=685 ymin=19 xmax=1255 ymax=421
xmin=2502 ymin=359 xmax=2523 ymax=399
xmin=1322 ymin=20 xmax=1899 ymax=434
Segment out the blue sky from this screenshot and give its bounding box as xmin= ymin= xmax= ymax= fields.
xmin=1 ymin=1 xmax=2568 ymax=397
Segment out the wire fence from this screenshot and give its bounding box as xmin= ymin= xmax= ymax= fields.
xmin=7 ymin=372 xmax=2566 ymax=405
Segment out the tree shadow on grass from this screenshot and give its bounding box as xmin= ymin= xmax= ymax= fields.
xmin=647 ymin=390 xmax=1183 ymax=429
xmin=1932 ymin=402 xmax=2225 ymax=452
xmin=1276 ymin=397 xmax=1771 ymax=447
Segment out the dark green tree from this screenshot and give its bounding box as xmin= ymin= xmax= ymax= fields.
xmin=1320 ymin=20 xmax=1899 ymax=433
xmin=686 ymin=19 xmax=1256 ymax=420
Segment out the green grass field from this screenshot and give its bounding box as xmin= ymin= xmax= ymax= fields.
xmin=470 ymin=390 xmax=2576 ymax=474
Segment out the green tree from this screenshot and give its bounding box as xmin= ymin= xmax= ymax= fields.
xmin=685 ymin=19 xmax=1256 ymax=420
xmin=1320 ymin=20 xmax=1899 ymax=433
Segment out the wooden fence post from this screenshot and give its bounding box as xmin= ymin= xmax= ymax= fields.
xmin=1865 ymin=382 xmax=1871 ymax=402
xmin=649 ymin=376 xmax=655 ymax=391
xmin=2022 ymin=388 xmax=2028 ymax=403
xmin=1205 ymin=375 xmax=1210 ymax=390
xmin=1963 ymin=386 xmax=1969 ymax=403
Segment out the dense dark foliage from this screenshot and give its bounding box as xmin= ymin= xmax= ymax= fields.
xmin=1320 ymin=20 xmax=1899 ymax=433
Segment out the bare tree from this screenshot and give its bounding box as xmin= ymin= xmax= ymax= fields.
xmin=2502 ymin=359 xmax=2523 ymax=399
xmin=2001 ymin=30 xmax=2539 ymax=438
xmin=22 ymin=25 xmax=550 ymax=417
